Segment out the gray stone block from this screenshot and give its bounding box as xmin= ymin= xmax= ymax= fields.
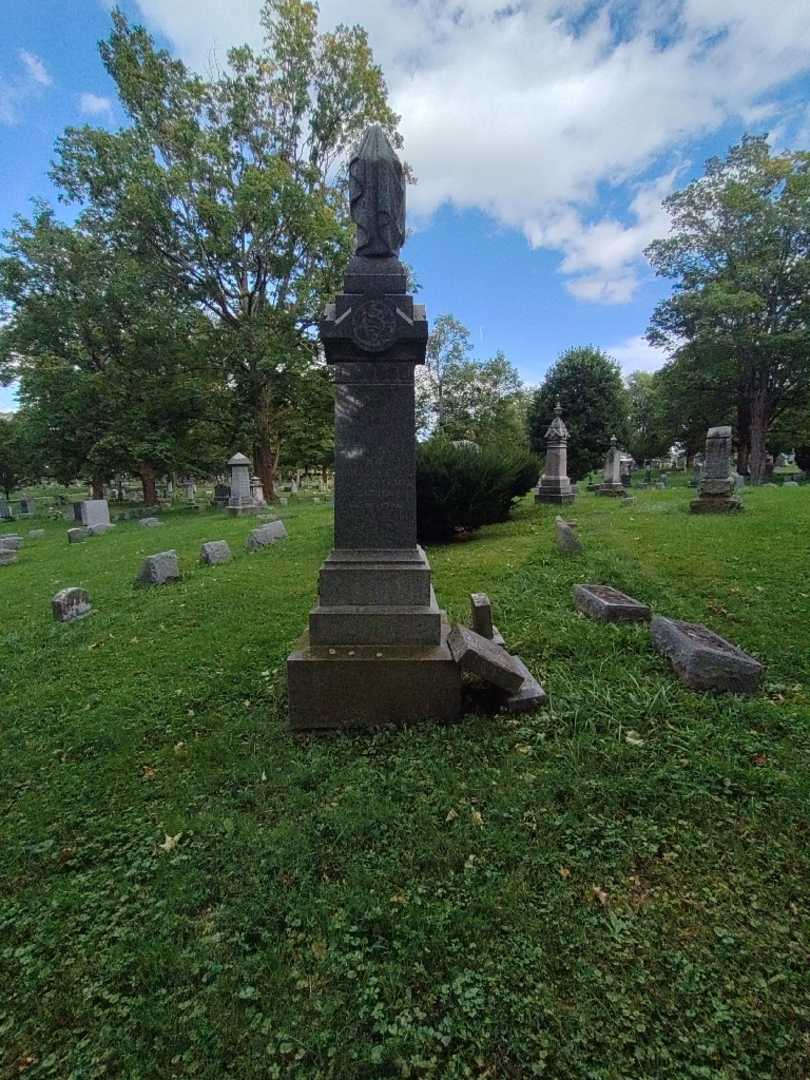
xmin=246 ymin=520 xmax=288 ymax=550
xmin=139 ymin=517 xmax=163 ymax=528
xmin=201 ymin=540 xmax=232 ymax=565
xmin=309 ymin=593 xmax=442 ymax=646
xmin=0 ymin=549 xmax=17 ymax=566
xmin=447 ymin=624 xmax=524 ymax=692
xmin=52 ymin=587 xmax=92 ymax=622
xmin=651 ymin=615 xmax=763 ymax=694
xmin=0 ymin=534 xmax=23 ymax=550
xmin=88 ymin=523 xmax=112 ymax=536
xmin=28 ymin=529 xmax=46 ymax=539
xmin=497 ymin=655 xmax=546 ymax=713
xmin=573 ymin=584 xmax=651 ymax=623
xmin=67 ymin=527 xmax=91 ymax=544
xmin=318 ymin=548 xmax=432 ymax=607
xmin=470 ymin=592 xmax=494 ymax=638
xmin=555 ymin=517 xmax=582 ymax=555
xmin=135 ymin=550 xmax=181 ymax=587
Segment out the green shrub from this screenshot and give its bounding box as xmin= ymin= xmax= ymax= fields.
xmin=416 ymin=439 xmax=539 ymax=543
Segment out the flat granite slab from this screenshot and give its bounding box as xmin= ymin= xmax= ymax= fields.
xmin=574 ymin=584 xmax=651 ymax=623
xmin=447 ymin=625 xmax=524 ymax=693
xmin=651 ymin=615 xmax=763 ymax=694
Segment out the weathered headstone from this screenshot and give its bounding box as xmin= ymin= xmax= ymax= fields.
xmin=599 ymin=436 xmax=625 ymax=496
xmin=287 ymin=125 xmax=462 ymax=729
xmin=226 ymin=453 xmax=256 ymax=516
xmin=690 ymin=426 xmax=742 ymax=513
xmin=250 ymin=475 xmax=266 ymax=506
xmin=135 ymin=550 xmax=181 ymax=587
xmin=535 ymin=401 xmax=575 ymax=504
xmin=88 ymin=523 xmax=113 ymax=536
xmin=201 ymin=540 xmax=232 ymax=565
xmin=470 ymin=592 xmax=506 ymax=647
xmin=497 ymin=655 xmax=547 ymax=712
xmin=212 ymin=483 xmax=230 ymax=509
xmin=139 ymin=517 xmax=163 ymax=528
xmin=0 ymin=547 xmax=16 ymax=565
xmin=0 ymin=500 xmax=12 ymax=520
xmin=79 ymin=499 xmax=110 ymax=529
xmin=246 ymin=520 xmax=288 ymax=550
xmin=28 ymin=529 xmax=46 ymax=539
xmin=651 ymin=616 xmax=763 ymax=693
xmin=555 ymin=516 xmax=583 ymax=555
xmin=279 ymin=496 xmax=289 ymax=506
xmin=67 ymin=527 xmax=91 ymax=544
xmin=52 ymin=587 xmax=92 ymax=623
xmin=447 ymin=625 xmax=525 ymax=692
xmin=19 ymin=496 xmax=36 ymax=515
xmin=0 ymin=534 xmax=23 ymax=550
xmin=574 ymin=584 xmax=650 ymax=623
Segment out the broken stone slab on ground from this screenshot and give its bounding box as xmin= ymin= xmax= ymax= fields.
xmin=497 ymin=655 xmax=547 ymax=712
xmin=135 ymin=550 xmax=181 ymax=587
xmin=139 ymin=517 xmax=163 ymax=528
xmin=200 ymin=540 xmax=232 ymax=565
xmin=67 ymin=527 xmax=91 ymax=544
xmin=447 ymin=624 xmax=525 ymax=693
xmin=574 ymin=584 xmax=651 ymax=623
xmin=246 ymin=520 xmax=288 ymax=550
xmin=470 ymin=592 xmax=506 ymax=647
xmin=555 ymin=516 xmax=583 ymax=555
xmin=88 ymin=523 xmax=114 ymax=536
xmin=650 ymin=615 xmax=763 ymax=694
xmin=52 ymin=587 xmax=92 ymax=622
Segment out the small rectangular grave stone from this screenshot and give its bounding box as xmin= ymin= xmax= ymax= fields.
xmin=67 ymin=527 xmax=91 ymax=543
xmin=0 ymin=534 xmax=23 ymax=550
xmin=52 ymin=587 xmax=92 ymax=622
xmin=246 ymin=520 xmax=288 ymax=550
xmin=447 ymin=624 xmax=525 ymax=693
xmin=469 ymin=592 xmax=506 ymax=647
xmin=135 ymin=550 xmax=181 ymax=587
xmin=28 ymin=529 xmax=46 ymax=539
xmin=574 ymin=584 xmax=651 ymax=623
xmin=201 ymin=540 xmax=232 ymax=565
xmin=139 ymin=517 xmax=163 ymax=528
xmin=0 ymin=549 xmax=16 ymax=566
xmin=555 ymin=516 xmax=582 ymax=555
xmin=650 ymin=615 xmax=763 ymax=694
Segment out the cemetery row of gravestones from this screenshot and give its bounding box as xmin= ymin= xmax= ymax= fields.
xmin=535 ymin=408 xmax=766 ymax=693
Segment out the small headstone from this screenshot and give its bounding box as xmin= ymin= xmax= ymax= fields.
xmin=201 ymin=540 xmax=232 ymax=565
xmin=447 ymin=624 xmax=525 ymax=693
xmin=67 ymin=527 xmax=91 ymax=544
xmin=0 ymin=534 xmax=23 ymax=550
xmin=469 ymin=592 xmax=506 ymax=647
xmin=599 ymin=435 xmax=625 ymax=496
xmin=27 ymin=529 xmax=46 ymax=539
xmin=246 ymin=520 xmax=288 ymax=550
xmin=554 ymin=516 xmax=582 ymax=555
xmin=650 ymin=615 xmax=763 ymax=694
xmin=279 ymin=496 xmax=289 ymax=506
xmin=139 ymin=517 xmax=163 ymax=528
xmin=135 ymin=550 xmax=181 ymax=587
xmin=0 ymin=501 xmax=13 ymax=520
xmin=88 ymin=523 xmax=113 ymax=536
xmin=0 ymin=548 xmax=17 ymax=566
xmin=79 ymin=499 xmax=110 ymax=529
xmin=573 ymin=584 xmax=651 ymax=623
xmin=783 ymin=480 xmax=799 ymax=488
xmin=19 ymin=496 xmax=36 ymax=515
xmin=497 ymin=655 xmax=547 ymax=712
xmin=52 ymin=587 xmax=92 ymax=623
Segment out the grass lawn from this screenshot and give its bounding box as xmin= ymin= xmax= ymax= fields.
xmin=2 ymin=487 xmax=809 ymax=1079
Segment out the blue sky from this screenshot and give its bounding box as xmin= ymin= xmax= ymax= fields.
xmin=2 ymin=0 xmax=810 ymax=413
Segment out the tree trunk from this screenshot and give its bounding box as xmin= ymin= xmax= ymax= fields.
xmin=748 ymin=390 xmax=769 ymax=486
xmin=254 ymin=383 xmax=277 ymax=501
xmin=736 ymin=399 xmax=751 ymax=475
xmin=91 ymin=476 xmax=105 ymax=498
xmin=139 ymin=463 xmax=158 ymax=506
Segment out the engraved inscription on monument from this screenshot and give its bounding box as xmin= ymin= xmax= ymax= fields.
xmin=351 ymin=298 xmax=398 ymax=353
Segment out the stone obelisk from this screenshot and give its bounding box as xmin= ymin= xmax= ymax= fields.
xmin=535 ymin=401 xmax=575 ymax=504
xmin=287 ymin=125 xmax=462 ymax=729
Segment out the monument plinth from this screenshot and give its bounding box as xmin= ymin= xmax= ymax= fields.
xmin=535 ymin=401 xmax=575 ymax=504
xmin=287 ymin=125 xmax=461 ymax=729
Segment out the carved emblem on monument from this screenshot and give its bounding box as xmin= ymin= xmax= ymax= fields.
xmin=351 ymin=297 xmax=398 ymax=353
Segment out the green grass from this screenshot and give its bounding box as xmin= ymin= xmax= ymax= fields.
xmin=2 ymin=488 xmax=809 ymax=1079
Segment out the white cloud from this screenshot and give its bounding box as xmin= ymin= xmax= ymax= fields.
xmin=80 ymin=92 xmax=113 ymax=117
xmin=607 ymin=335 xmax=670 ymax=377
xmin=129 ymin=0 xmax=810 ymax=302
xmin=18 ymin=50 xmax=52 ymax=87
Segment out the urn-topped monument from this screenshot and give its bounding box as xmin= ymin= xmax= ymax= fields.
xmin=535 ymin=401 xmax=575 ymax=504
xmin=287 ymin=125 xmax=462 ymax=729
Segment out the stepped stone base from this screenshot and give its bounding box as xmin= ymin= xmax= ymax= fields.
xmin=287 ymin=620 xmax=462 ymax=729
xmin=689 ymin=496 xmax=742 ymax=514
xmin=227 ymin=504 xmax=257 ymax=517
xmin=535 ymin=487 xmax=575 ymax=504
xmin=598 ymin=484 xmax=626 ymax=497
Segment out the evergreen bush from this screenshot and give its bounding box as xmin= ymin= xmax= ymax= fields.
xmin=416 ymin=439 xmax=538 ymax=543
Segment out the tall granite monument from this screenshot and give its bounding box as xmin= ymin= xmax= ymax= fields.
xmin=226 ymin=453 xmax=255 ymax=516
xmin=599 ymin=435 xmax=625 ymax=496
xmin=535 ymin=402 xmax=575 ymax=504
xmin=690 ymin=426 xmax=742 ymax=513
xmin=287 ymin=125 xmax=461 ymax=729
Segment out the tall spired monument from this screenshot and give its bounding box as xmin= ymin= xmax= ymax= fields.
xmin=287 ymin=126 xmax=462 ymax=729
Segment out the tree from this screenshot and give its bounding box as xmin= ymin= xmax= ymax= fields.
xmin=0 ymin=411 xmax=35 ymax=499
xmin=0 ymin=208 xmax=219 ymax=502
xmin=625 ymin=371 xmax=669 ymax=462
xmin=646 ymin=136 xmax=810 ymax=484
xmin=51 ymin=1 xmax=399 ymax=499
xmin=416 ymin=316 xmax=525 ymax=445
xmin=527 ymin=346 xmax=629 ymax=480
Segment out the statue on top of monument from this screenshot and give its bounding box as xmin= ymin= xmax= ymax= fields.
xmin=349 ymin=124 xmax=406 ymax=258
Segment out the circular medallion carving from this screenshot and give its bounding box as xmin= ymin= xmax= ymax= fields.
xmin=351 ymin=298 xmax=397 ymax=353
